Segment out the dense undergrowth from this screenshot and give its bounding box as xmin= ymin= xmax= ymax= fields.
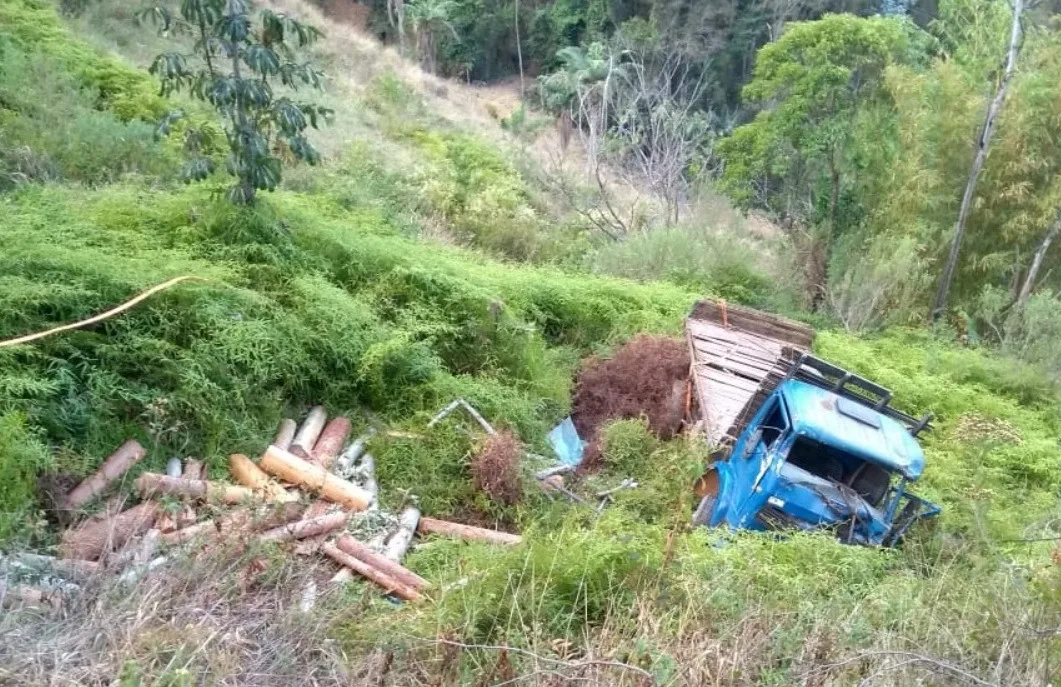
xmin=0 ymin=1 xmax=1059 ymax=684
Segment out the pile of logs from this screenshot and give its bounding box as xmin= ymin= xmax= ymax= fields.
xmin=6 ymin=407 xmax=522 ymax=609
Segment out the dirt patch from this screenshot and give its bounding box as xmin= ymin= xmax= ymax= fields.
xmin=471 ymin=431 xmax=523 ymax=506
xmin=571 ymin=335 xmax=690 ymax=468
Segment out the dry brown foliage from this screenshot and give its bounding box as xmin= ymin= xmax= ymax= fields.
xmin=572 ymin=335 xmax=689 ymax=468
xmin=471 ymin=431 xmax=523 ymax=506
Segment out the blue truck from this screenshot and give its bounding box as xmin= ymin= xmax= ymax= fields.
xmin=686 ymin=301 xmax=940 ymax=546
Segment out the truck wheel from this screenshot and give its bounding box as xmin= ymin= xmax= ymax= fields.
xmin=692 ymin=492 xmax=717 ymax=527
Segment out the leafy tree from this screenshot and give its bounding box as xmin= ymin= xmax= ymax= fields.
xmin=144 ymin=0 xmax=332 ymax=204
xmin=405 ymin=0 xmax=459 ymax=74
xmin=717 ymin=13 xmax=928 ymax=307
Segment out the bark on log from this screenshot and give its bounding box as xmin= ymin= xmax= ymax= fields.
xmin=135 ymin=473 xmax=256 ymax=505
xmin=259 ymin=445 xmax=372 ymax=511
xmin=336 ymin=429 xmax=377 ymax=477
xmin=273 ymin=418 xmax=298 ymax=451
xmin=229 ymin=454 xmax=297 ymax=502
xmin=161 ymin=519 xmax=217 ymax=544
xmin=0 ymin=582 xmax=62 ymax=610
xmin=312 ymin=417 xmax=352 ymax=467
xmin=183 ymin=459 xmax=205 ymax=481
xmin=417 ymin=517 xmax=521 ymax=545
xmin=65 ymin=439 xmax=147 ymax=510
xmin=2 ymin=552 xmax=102 ymax=579
xmin=258 ymin=511 xmax=350 ymax=543
xmin=60 ymin=502 xmax=160 ymax=560
xmin=320 ymin=542 xmax=422 ymax=601
xmin=290 ymin=406 xmax=327 ymax=459
xmin=336 ymin=534 xmax=428 ymax=590
xmin=383 ymin=506 xmax=420 ymax=562
xmin=360 ymin=453 xmax=378 ymax=508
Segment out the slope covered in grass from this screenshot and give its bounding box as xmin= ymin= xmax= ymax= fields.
xmin=0 ymin=1 xmax=1058 ymax=684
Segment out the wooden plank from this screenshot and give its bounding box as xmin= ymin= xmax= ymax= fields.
xmin=688 ymin=300 xmax=815 ymax=348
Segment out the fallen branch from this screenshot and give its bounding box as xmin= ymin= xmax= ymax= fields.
xmin=135 ymin=473 xmax=256 ymax=505
xmin=336 ymin=534 xmax=428 ymax=590
xmin=428 ymin=399 xmax=496 ymax=435
xmin=60 ymin=502 xmax=160 ymax=561
xmin=312 ymin=417 xmax=351 ymax=467
xmin=320 ymin=542 xmax=422 ymax=601
xmin=64 ymin=440 xmax=146 ymax=510
xmin=417 ymin=517 xmax=521 ymax=546
xmin=229 ymin=454 xmax=296 ymax=502
xmin=416 ymin=637 xmax=655 ymax=684
xmin=814 ymin=650 xmax=1000 ymax=687
xmin=0 ymin=275 xmax=206 ymax=349
xmin=259 ymin=445 xmax=372 ymax=511
xmin=273 ymin=418 xmax=297 ymax=451
xmin=257 ymin=511 xmax=350 ymax=544
xmin=290 ymin=406 xmax=327 ymax=459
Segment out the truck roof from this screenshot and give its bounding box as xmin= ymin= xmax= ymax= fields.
xmin=779 ymin=379 xmax=925 ymax=480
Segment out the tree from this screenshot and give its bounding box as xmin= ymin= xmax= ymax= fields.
xmin=405 ymin=0 xmax=459 ymax=75
xmin=144 ymin=0 xmax=332 ymax=205
xmin=929 ymin=0 xmax=1025 ymax=320
xmin=717 ymin=14 xmax=926 ymax=308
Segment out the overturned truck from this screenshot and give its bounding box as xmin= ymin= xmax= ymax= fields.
xmin=686 ymin=301 xmax=940 ymax=546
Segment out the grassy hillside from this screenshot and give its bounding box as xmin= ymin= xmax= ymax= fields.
xmin=0 ymin=1 xmax=1058 ymax=684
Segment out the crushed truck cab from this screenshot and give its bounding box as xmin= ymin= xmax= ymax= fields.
xmin=687 ymin=301 xmax=940 ymax=546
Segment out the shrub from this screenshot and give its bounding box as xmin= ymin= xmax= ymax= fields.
xmin=471 ymin=430 xmax=524 ymax=507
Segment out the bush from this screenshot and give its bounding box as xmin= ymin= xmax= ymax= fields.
xmin=0 ymin=0 xmax=165 ymax=121
xmin=0 ymin=40 xmax=173 ymax=187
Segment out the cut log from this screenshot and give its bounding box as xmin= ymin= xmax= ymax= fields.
xmin=257 ymin=511 xmax=349 ymax=544
xmin=135 ymin=473 xmax=255 ymax=505
xmin=161 ymin=519 xmax=217 ymax=544
xmin=290 ymin=406 xmax=327 ymax=459
xmin=383 ymin=506 xmax=420 ymax=562
xmin=336 ymin=535 xmax=428 ymax=590
xmin=0 ymin=582 xmax=62 ymax=610
xmin=320 ymin=542 xmax=422 ymax=601
xmin=229 ymin=454 xmax=297 ymax=502
xmin=60 ymin=502 xmax=160 ymax=561
xmin=273 ymin=418 xmax=298 ymax=451
xmin=183 ymin=459 xmax=205 ymax=481
xmin=312 ymin=417 xmax=352 ymax=467
xmin=335 ymin=429 xmax=377 ymax=477
xmin=166 ymin=457 xmax=183 ymax=478
xmin=2 ymin=552 xmax=101 ymax=580
xmin=259 ymin=445 xmax=371 ymax=511
xmin=65 ymin=439 xmax=147 ymax=510
xmin=417 ymin=517 xmax=521 ymax=546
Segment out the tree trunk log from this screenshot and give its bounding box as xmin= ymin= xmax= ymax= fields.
xmin=135 ymin=473 xmax=256 ymax=505
xmin=290 ymin=406 xmax=327 ymax=459
xmin=183 ymin=459 xmax=205 ymax=481
xmin=60 ymin=502 xmax=160 ymax=560
xmin=383 ymin=506 xmax=420 ymax=562
xmin=257 ymin=511 xmax=349 ymax=543
xmin=1016 ymin=216 xmax=1061 ymax=308
xmin=336 ymin=534 xmax=428 ymax=590
xmin=273 ymin=418 xmax=297 ymax=451
xmin=931 ymin=0 xmax=1024 ymax=320
xmin=312 ymin=417 xmax=351 ymax=467
xmin=259 ymin=445 xmax=372 ymax=511
xmin=416 ymin=517 xmax=521 ymax=545
xmin=229 ymin=453 xmax=296 ymax=502
xmin=320 ymin=542 xmax=422 ymax=601
xmin=65 ymin=439 xmax=146 ymax=510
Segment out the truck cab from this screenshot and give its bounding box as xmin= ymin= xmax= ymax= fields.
xmin=684 ymin=300 xmax=940 ymax=546
xmin=692 ymin=376 xmax=939 ymax=546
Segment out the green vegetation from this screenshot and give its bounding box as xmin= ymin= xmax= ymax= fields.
xmin=0 ymin=0 xmax=1059 ymax=684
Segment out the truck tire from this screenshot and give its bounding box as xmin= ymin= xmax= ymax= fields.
xmin=692 ymin=492 xmax=717 ymax=527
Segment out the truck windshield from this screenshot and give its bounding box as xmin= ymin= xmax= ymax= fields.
xmin=786 ymin=437 xmax=892 ymax=506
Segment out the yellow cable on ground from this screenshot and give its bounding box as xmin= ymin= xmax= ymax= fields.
xmin=0 ymin=275 xmax=207 ymax=349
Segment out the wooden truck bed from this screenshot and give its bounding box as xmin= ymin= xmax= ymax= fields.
xmin=685 ymin=300 xmax=815 ymax=448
